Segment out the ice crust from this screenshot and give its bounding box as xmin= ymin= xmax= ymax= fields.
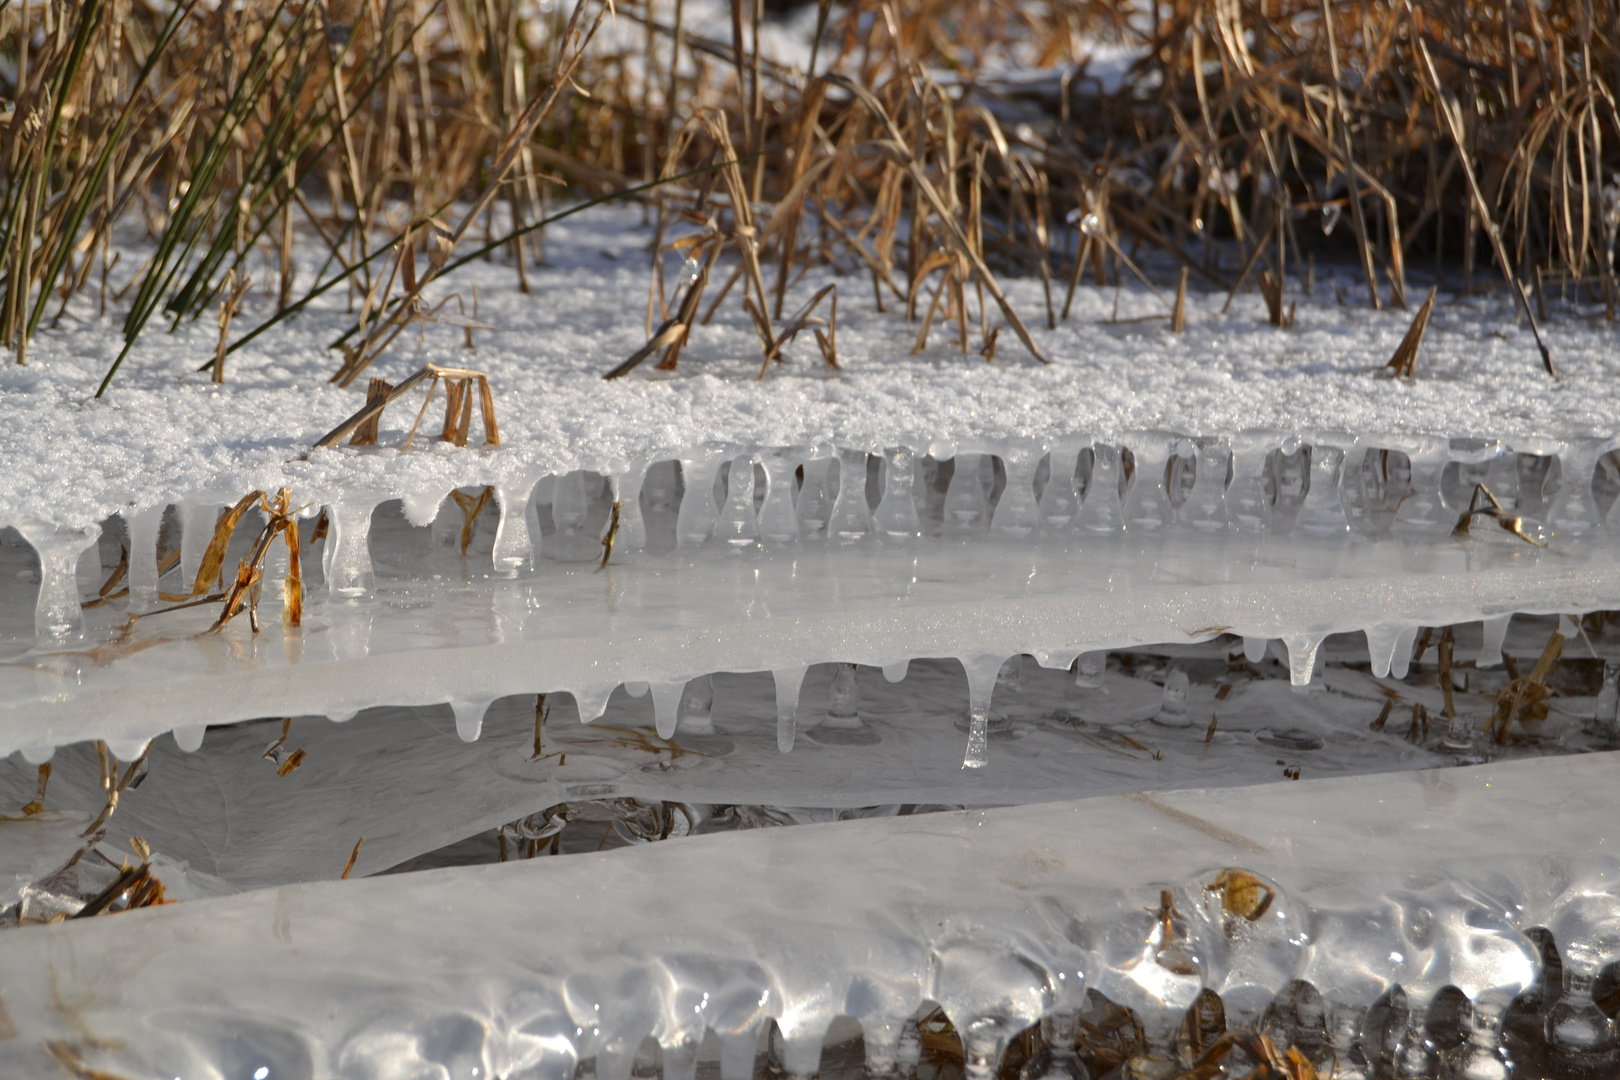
xmin=4 ymin=206 xmax=1620 ymax=532
xmin=1 ymin=754 xmax=1614 ymax=1078
xmin=4 ymin=504 xmax=1620 ymax=762
xmin=2 ymin=619 xmax=1599 ymax=890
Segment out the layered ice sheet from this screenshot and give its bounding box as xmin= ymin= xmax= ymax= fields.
xmin=2 ymin=754 xmax=1616 ymax=1078
xmin=4 ymin=490 xmax=1620 ymax=761
xmin=5 ymin=205 xmax=1620 ymax=533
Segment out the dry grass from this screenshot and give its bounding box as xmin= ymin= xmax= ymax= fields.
xmin=5 ymin=0 xmax=1620 ymax=388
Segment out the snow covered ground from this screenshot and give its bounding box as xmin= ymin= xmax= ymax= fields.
xmin=2 ymin=205 xmax=1618 ymax=529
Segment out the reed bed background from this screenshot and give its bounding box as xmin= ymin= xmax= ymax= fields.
xmin=3 ymin=0 xmax=1618 ymax=389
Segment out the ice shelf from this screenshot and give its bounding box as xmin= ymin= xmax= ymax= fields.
xmin=5 ymin=616 xmax=1611 ymax=890
xmin=3 ymin=490 xmax=1620 ymax=761
xmin=1 ymin=754 xmax=1615 ymax=1078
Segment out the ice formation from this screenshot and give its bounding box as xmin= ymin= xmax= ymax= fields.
xmin=3 ymin=211 xmax=1620 ymax=1077
xmin=3 ymin=429 xmax=1619 ymax=764
xmin=2 ymin=757 xmax=1617 ymax=1079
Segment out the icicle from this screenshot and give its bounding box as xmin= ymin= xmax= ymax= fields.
xmin=1476 ymin=614 xmax=1511 ymax=669
xmin=944 ymin=453 xmax=992 ymax=534
xmin=874 ymin=446 xmax=922 ymax=540
xmin=882 ymin=660 xmax=910 ymax=683
xmin=797 ymin=458 xmax=835 ymax=539
xmin=759 ymin=449 xmax=804 ymax=545
xmin=1544 ymin=968 xmax=1617 ymax=1060
xmin=1152 ymin=668 xmax=1192 ymax=726
xmin=328 ymin=710 xmax=358 ymax=724
xmin=1364 ymin=623 xmax=1406 ymax=679
xmin=105 ymin=737 xmax=150 ymax=761
xmin=1594 ymin=662 xmax=1620 ymax=745
xmin=1546 ymin=437 xmax=1612 ymax=537
xmin=1179 ymin=437 xmax=1232 ymax=532
xmin=1283 ymin=634 xmax=1324 ymax=686
xmin=624 ymin=681 xmax=649 ymax=698
xmin=650 ymin=682 xmax=684 ymax=739
xmin=773 ymin=666 xmax=806 ymax=752
xmin=961 ymin=656 xmax=1004 ymax=768
xmin=172 ymin=724 xmax=206 ymax=753
xmin=451 ymin=699 xmax=491 ymax=742
xmin=810 ymin=663 xmax=881 ymax=745
xmin=861 ymin=1017 xmax=905 ymax=1080
xmin=1079 ymin=443 xmax=1126 ymax=531
xmin=1270 ymin=439 xmax=1310 ymax=535
xmin=990 ymin=443 xmax=1041 ymax=538
xmin=1038 ymin=440 xmax=1083 ymax=529
xmin=678 ymin=675 xmax=716 ymax=736
xmin=960 ymin=1028 xmax=1008 ymax=1080
xmin=122 ymin=506 xmax=164 ymax=610
xmin=716 ymin=453 xmax=763 ymax=550
xmin=1390 ymin=625 xmax=1419 ymax=679
xmin=718 ymin=1028 xmax=764 ymax=1080
xmin=20 ymin=745 xmax=55 ymax=765
xmin=1074 ymin=650 xmax=1107 ymax=688
xmin=776 ymin=1026 xmax=825 ymax=1080
xmin=1392 ymin=438 xmax=1452 ymax=536
xmin=492 ymin=484 xmax=534 ymax=577
xmin=895 ymin=1016 xmax=922 ymax=1079
xmin=613 ymin=462 xmax=649 ymax=553
xmin=1243 ymin=637 xmax=1269 ymax=665
xmin=179 ymin=501 xmax=221 ymax=588
xmin=573 ymin=685 xmax=614 ymax=725
xmin=1121 ymin=433 xmax=1176 ymax=531
xmin=1455 ymin=995 xmax=1512 ymax=1080
xmin=15 ymin=521 xmax=98 ymax=644
xmin=1220 ymin=438 xmax=1270 ymax=534
xmin=324 ymin=497 xmax=378 ymax=600
xmin=659 ymin=1040 xmax=699 ymax=1080
xmin=1296 ymin=442 xmax=1352 ymax=536
xmin=675 ymin=451 xmax=723 ymax=547
xmin=829 ymin=448 xmax=873 ymax=541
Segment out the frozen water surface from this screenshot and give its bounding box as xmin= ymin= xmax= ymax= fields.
xmin=3 ymin=210 xmax=1620 ymax=1078
xmin=1 ymin=755 xmax=1616 ymax=1077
